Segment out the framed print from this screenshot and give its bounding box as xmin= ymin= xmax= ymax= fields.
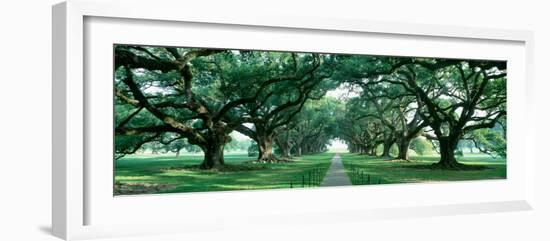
xmin=52 ymin=0 xmax=535 ymax=240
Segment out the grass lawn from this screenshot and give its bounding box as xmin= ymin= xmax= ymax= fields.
xmin=340 ymin=153 xmax=506 ymax=185
xmin=114 ymin=152 xmax=333 ymax=195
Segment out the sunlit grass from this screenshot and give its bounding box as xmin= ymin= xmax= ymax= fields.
xmin=115 ymin=153 xmax=332 ymax=195
xmin=340 ymin=153 xmax=506 ymax=185
xmin=114 ymin=151 xmax=505 ymax=195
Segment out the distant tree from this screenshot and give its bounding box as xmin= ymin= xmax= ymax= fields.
xmin=286 ymin=98 xmax=342 ymax=156
xmin=336 ymin=97 xmax=384 ymax=156
xmin=224 ymin=137 xmax=252 ymax=152
xmin=465 ymin=121 xmax=506 ymax=158
xmin=410 ymin=137 xmax=432 ymax=156
xmin=166 ymin=139 xmax=186 ymax=157
xmin=458 ymin=139 xmax=476 ymax=153
xmin=234 ymin=53 xmax=336 ymax=162
xmin=247 ymin=142 xmax=259 ymax=157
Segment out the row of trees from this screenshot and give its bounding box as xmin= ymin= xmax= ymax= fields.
xmin=138 ymin=135 xmax=253 ymax=157
xmin=114 ymin=46 xmax=507 ymax=169
xmin=114 ymin=46 xmax=338 ymax=168
xmin=333 ymin=55 xmax=506 ymax=168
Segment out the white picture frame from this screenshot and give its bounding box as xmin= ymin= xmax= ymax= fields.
xmin=52 ymin=0 xmax=535 ymax=240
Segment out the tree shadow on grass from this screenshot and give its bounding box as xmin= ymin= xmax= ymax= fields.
xmin=397 ymin=163 xmax=493 ymax=171
xmin=114 ymin=181 xmax=176 ymax=195
xmin=115 ymin=154 xmax=333 ymax=194
xmin=162 ymin=163 xmax=270 ymax=173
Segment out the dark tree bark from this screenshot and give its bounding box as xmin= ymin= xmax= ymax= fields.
xmin=198 ymin=129 xmax=230 ymax=169
xmin=397 ymin=137 xmax=411 ymax=160
xmin=381 ymin=137 xmax=394 ymax=158
xmin=369 ymin=145 xmax=377 ymax=156
xmin=200 ymin=142 xmax=225 ymax=169
xmin=275 ymin=136 xmax=292 ymax=159
xmin=432 ymin=136 xmax=460 ymax=168
xmin=280 ymin=144 xmax=291 ymax=159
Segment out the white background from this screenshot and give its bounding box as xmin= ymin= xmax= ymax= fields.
xmin=0 ymin=0 xmax=548 ymax=240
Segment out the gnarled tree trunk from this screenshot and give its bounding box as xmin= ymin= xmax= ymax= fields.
xmin=199 ymin=129 xmax=229 ymax=169
xmin=381 ymin=139 xmax=393 ymax=158
xmin=276 ymin=138 xmax=292 ymax=159
xmin=365 ymin=142 xmax=378 ymax=156
xmin=359 ymin=146 xmax=367 ymax=155
xmin=397 ymin=138 xmax=411 ymax=160
xmin=433 ymin=135 xmax=462 ymax=169
xmin=200 ymin=141 xmax=225 ymax=169
xmin=257 ymin=134 xmax=278 ymax=163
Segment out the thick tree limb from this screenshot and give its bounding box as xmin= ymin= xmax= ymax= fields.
xmin=121 ymin=66 xmax=207 ymax=144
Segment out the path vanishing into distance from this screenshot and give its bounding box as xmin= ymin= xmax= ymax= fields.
xmin=321 ymin=154 xmax=352 ymax=186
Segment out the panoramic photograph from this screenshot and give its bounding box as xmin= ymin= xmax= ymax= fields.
xmin=113 ymin=45 xmax=507 ymax=195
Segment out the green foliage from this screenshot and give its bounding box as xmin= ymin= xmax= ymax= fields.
xmin=470 ymin=127 xmax=507 ymax=158
xmin=224 ymin=136 xmax=252 ymax=152
xmin=279 ymin=96 xmax=344 ymax=156
xmin=114 ymin=44 xmax=507 ymax=172
xmin=184 ymin=144 xmax=202 ymax=153
xmin=410 ymin=137 xmax=432 ymax=155
xmin=247 ymin=142 xmax=259 ymax=157
xmin=390 ymin=144 xmax=399 ymax=156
